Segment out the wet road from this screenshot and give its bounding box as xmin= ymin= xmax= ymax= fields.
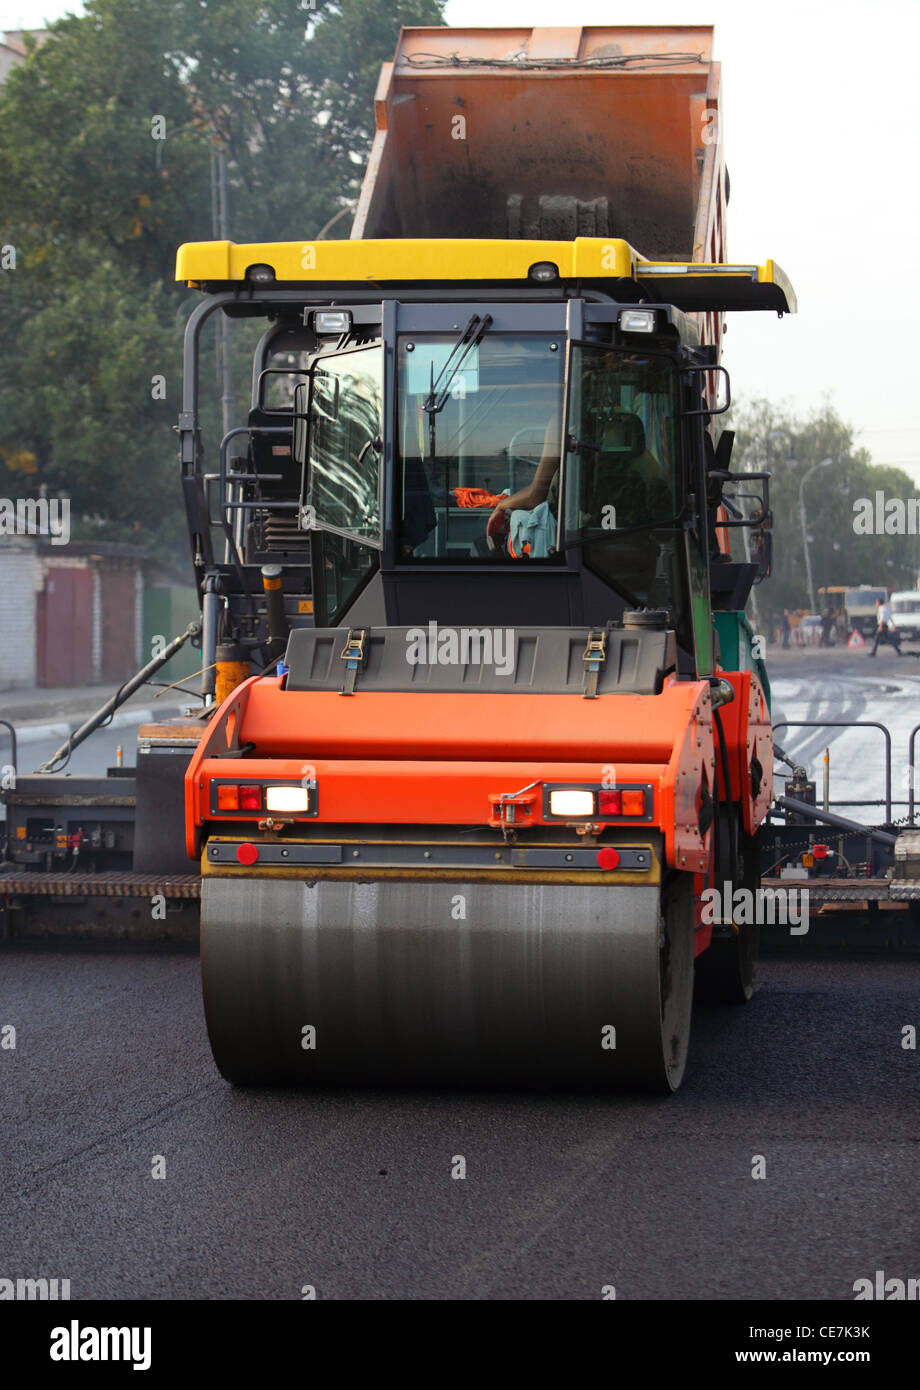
xmin=1 ymin=946 xmax=917 ymax=1300
xmin=769 ymin=645 xmax=920 ymax=819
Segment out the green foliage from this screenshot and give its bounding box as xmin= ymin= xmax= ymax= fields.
xmin=730 ymin=399 xmax=920 ymax=630
xmin=1 ymin=255 xmax=177 ymax=511
xmin=0 ymin=0 xmax=443 ymax=563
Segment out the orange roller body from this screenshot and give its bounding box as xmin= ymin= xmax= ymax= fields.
xmin=185 ymin=672 xmax=720 ymax=879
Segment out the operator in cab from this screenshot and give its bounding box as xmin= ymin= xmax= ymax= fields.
xmin=486 ymin=406 xmax=668 ymax=554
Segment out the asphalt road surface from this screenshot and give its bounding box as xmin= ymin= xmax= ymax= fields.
xmin=12 ymin=720 xmax=152 ymax=780
xmin=1 ymin=947 xmax=917 ymax=1300
xmin=2 ymin=649 xmax=918 ymax=1301
xmin=0 ymin=705 xmax=188 ymax=826
xmin=769 ymin=644 xmax=920 ymax=819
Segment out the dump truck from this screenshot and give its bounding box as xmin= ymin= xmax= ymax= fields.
xmin=818 ymin=585 xmax=888 ymax=640
xmin=168 ymin=23 xmax=793 ymax=1091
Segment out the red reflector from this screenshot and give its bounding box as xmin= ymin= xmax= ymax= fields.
xmin=598 ymin=790 xmax=622 ymax=815
xmin=812 ymin=844 xmax=829 ymax=860
xmin=236 ymin=842 xmax=259 ymax=865
xmin=239 ymin=785 xmax=262 ymax=811
xmin=597 ymin=848 xmax=620 ymax=870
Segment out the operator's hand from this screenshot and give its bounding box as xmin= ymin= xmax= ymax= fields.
xmin=486 ymin=503 xmax=509 ymax=550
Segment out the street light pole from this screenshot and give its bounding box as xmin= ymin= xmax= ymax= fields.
xmin=798 ymin=457 xmax=833 ymax=612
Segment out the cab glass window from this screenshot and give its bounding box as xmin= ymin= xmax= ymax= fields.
xmin=396 ymin=333 xmax=564 ymax=560
xmin=306 ymin=344 xmax=383 ymax=544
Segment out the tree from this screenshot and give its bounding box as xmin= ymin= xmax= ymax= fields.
xmin=729 ymin=399 xmax=920 ymax=633
xmin=0 ymin=0 xmax=443 ymax=560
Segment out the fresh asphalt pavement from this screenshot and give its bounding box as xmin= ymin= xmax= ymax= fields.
xmin=1 ymin=948 xmax=916 ymax=1300
xmin=1 ymin=649 xmax=918 ymax=1300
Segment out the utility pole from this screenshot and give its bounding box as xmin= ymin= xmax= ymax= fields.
xmin=798 ymin=458 xmax=833 ymax=612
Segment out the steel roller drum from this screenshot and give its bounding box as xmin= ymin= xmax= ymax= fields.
xmin=201 ymin=875 xmax=694 ymax=1090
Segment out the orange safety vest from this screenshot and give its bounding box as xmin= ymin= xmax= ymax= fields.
xmin=452 ymin=487 xmax=506 ymax=509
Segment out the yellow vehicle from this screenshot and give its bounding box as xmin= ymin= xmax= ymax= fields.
xmin=819 ymin=585 xmax=887 ymax=639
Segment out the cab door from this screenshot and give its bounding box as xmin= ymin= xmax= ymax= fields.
xmin=558 ymin=339 xmax=702 ymax=661
xmin=296 ymin=342 xmax=384 ymax=627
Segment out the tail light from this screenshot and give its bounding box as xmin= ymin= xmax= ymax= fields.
xmin=544 ymin=784 xmax=650 ymax=820
xmin=214 ymin=784 xmax=262 ymax=812
xmin=211 ymin=779 xmax=317 ymax=817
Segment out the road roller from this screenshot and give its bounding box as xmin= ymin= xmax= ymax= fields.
xmin=176 ymin=24 xmax=791 ymax=1089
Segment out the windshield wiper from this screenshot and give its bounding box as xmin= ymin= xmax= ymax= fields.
xmin=423 ymin=314 xmax=492 ymax=415
xmin=422 ymin=314 xmax=492 ymax=459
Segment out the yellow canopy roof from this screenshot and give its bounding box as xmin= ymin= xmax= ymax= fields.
xmin=175 ymin=237 xmax=796 ymax=314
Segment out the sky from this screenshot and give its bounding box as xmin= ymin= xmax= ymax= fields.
xmin=3 ymin=0 xmax=920 ymax=480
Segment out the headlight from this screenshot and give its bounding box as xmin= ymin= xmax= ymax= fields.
xmin=314 ymin=310 xmax=352 ymax=334
xmin=265 ymin=785 xmax=310 ymax=812
xmin=549 ymin=789 xmax=595 ymax=817
xmin=619 ymin=308 xmax=657 ymax=333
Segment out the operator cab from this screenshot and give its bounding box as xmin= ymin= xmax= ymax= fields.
xmin=175 ymin=238 xmax=789 ymax=690
xmin=291 ymin=300 xmax=757 ymax=675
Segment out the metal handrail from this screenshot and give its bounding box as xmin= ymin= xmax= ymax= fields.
xmin=215 ymin=424 xmax=299 ymax=590
xmin=217 ymin=425 xmax=294 ymax=521
xmin=0 ymin=718 xmax=17 ymax=778
xmin=907 ymin=722 xmax=920 ymax=823
xmin=772 ymin=719 xmax=892 ymax=822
